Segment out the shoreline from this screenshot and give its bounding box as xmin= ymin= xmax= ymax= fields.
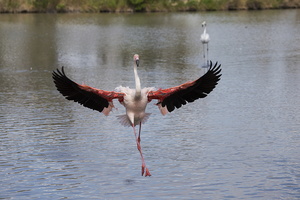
xmin=0 ymin=0 xmax=299 ymax=14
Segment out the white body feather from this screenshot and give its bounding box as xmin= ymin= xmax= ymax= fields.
xmin=116 ymin=86 xmax=155 ymax=126
xmin=200 ymin=21 xmax=210 ymax=44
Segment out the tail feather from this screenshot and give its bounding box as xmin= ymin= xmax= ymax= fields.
xmin=116 ymin=115 xmax=131 ymax=127
xmin=142 ymin=113 xmax=151 ymax=124
xmin=116 ymin=113 xmax=152 ymax=127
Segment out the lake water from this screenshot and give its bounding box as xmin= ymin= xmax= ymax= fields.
xmin=0 ymin=10 xmax=299 ymax=199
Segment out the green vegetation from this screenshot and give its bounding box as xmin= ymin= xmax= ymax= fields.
xmin=0 ymin=0 xmax=299 ymax=13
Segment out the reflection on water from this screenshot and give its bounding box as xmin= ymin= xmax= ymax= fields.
xmin=0 ymin=10 xmax=300 ymax=199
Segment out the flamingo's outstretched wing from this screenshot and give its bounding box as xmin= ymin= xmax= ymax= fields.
xmin=147 ymin=61 xmax=221 ymax=115
xmin=52 ymin=67 xmax=125 ymax=116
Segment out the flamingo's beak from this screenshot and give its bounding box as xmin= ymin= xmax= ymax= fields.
xmin=136 ymin=59 xmax=139 ymax=67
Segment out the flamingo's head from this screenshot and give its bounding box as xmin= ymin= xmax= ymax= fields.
xmin=133 ymin=54 xmax=139 ymax=67
xmin=202 ymin=21 xmax=206 ymax=27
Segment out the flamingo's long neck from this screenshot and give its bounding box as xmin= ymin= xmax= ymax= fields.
xmin=134 ymin=63 xmax=141 ymax=98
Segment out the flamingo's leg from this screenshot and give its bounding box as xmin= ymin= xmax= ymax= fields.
xmin=138 ymin=121 xmax=141 ymax=143
xmin=207 ymin=43 xmax=209 ymax=66
xmin=203 ymin=44 xmax=206 ymax=61
xmin=132 ymin=124 xmax=151 ymax=177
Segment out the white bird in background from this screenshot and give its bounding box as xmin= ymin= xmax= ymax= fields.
xmin=200 ymin=21 xmax=210 ymax=68
xmin=52 ymin=54 xmax=221 ymax=177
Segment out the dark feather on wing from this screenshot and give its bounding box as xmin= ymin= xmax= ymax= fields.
xmin=162 ymin=61 xmax=222 ymax=112
xmin=52 ymin=67 xmax=109 ymax=112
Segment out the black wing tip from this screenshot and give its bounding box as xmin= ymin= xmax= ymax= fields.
xmin=209 ymin=60 xmax=221 ymax=70
xmin=208 ymin=60 xmax=222 ymax=78
xmin=52 ymin=67 xmax=69 ymax=83
xmin=52 ymin=66 xmax=65 ymax=76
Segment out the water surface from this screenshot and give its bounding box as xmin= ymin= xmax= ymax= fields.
xmin=0 ymin=10 xmax=300 ymax=199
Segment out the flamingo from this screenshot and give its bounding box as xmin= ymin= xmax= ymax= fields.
xmin=200 ymin=21 xmax=210 ymax=68
xmin=52 ymin=54 xmax=221 ymax=177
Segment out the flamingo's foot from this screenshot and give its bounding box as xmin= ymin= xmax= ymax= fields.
xmin=141 ymin=165 xmax=151 ymax=177
xmin=145 ymin=168 xmax=151 ymax=177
